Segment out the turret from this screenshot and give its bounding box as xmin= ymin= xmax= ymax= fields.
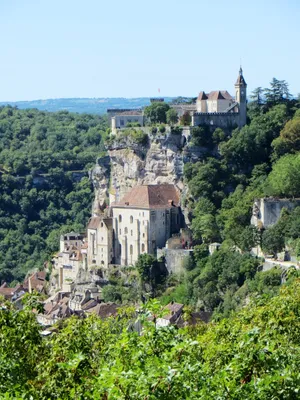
xmin=235 ymin=67 xmax=247 ymax=127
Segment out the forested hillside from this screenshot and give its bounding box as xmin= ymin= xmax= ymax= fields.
xmin=171 ymin=79 xmax=300 ymax=316
xmin=0 ymin=106 xmax=108 ymax=283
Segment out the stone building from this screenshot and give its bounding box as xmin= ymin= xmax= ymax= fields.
xmin=108 ymin=109 xmax=145 ymax=132
xmin=111 ymin=184 xmax=181 ymax=266
xmin=192 ymin=67 xmax=247 ymax=128
xmin=108 ymin=68 xmax=247 ymax=131
xmin=87 ymin=215 xmax=113 ymax=268
xmin=51 ymin=184 xmax=182 ymax=290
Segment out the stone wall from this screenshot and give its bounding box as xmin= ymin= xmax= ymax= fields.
xmin=192 ymin=112 xmax=240 ymax=130
xmin=251 ymin=198 xmax=300 ymax=228
xmin=157 ymin=248 xmax=193 ymax=275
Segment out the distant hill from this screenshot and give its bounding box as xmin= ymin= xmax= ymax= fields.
xmin=0 ymin=97 xmax=175 ymax=115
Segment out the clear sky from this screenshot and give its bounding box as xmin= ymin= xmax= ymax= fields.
xmin=0 ymin=0 xmax=299 ymax=101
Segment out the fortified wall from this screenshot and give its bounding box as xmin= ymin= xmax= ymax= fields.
xmin=251 ymin=198 xmax=300 ymax=228
xmin=192 ymin=112 xmax=240 ymax=130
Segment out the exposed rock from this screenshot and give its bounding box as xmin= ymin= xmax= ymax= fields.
xmin=91 ymin=132 xmax=189 ymax=208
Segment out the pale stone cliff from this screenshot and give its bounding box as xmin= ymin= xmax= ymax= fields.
xmin=90 ymin=130 xmax=191 ymax=215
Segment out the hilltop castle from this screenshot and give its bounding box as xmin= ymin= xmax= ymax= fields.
xmin=108 ymin=68 xmax=247 ymax=131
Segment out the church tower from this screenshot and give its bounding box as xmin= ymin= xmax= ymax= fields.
xmin=235 ymin=67 xmax=247 ymax=127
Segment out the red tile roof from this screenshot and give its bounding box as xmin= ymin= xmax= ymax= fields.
xmin=112 ymin=184 xmax=180 ymax=209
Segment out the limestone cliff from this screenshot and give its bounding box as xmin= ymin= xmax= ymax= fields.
xmin=90 ymin=130 xmax=191 ymax=215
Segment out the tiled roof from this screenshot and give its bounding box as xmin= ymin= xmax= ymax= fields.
xmin=87 ymin=216 xmax=112 ymax=230
xmin=119 ymin=110 xmax=143 ymax=116
xmin=163 ymin=302 xmax=184 ymax=322
xmin=199 ymin=90 xmax=233 ymax=101
xmin=197 ymin=91 xmax=208 ymax=100
xmin=86 ymin=302 xmax=119 ymax=318
xmin=81 ymin=299 xmax=98 ymax=310
xmin=23 ymin=271 xmax=47 ymax=292
xmin=112 ymin=184 xmax=180 ymax=209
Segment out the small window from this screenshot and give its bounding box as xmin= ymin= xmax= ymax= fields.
xmin=119 ymin=215 xmax=122 ymax=223
xmin=101 ymin=237 xmax=104 ymax=241
xmin=101 ymin=222 xmax=104 ymax=227
xmin=141 ymin=243 xmax=145 ymax=253
xmin=130 ymin=245 xmax=133 ymax=255
xmin=125 ymin=227 xmax=128 ymax=234
xmin=131 ymin=230 xmax=133 ymax=236
xmin=101 ymin=261 xmax=104 ymax=265
xmin=130 ymin=216 xmax=133 ymax=224
xmin=119 ymin=229 xmax=121 ymax=235
xmin=143 ymin=233 xmax=145 ymax=238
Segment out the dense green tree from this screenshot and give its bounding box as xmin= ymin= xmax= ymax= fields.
xmin=264 ymin=77 xmax=291 ymax=105
xmin=179 ymin=111 xmax=192 ymax=126
xmin=144 ymin=102 xmax=170 ymax=124
xmin=267 ymin=153 xmax=300 ymax=197
xmin=0 ymin=106 xmax=107 ymax=282
xmin=166 ymin=108 xmax=178 ymax=125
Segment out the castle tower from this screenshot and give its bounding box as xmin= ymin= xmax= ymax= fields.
xmin=235 ymin=67 xmax=247 ymax=127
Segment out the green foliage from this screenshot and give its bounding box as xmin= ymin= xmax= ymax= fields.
xmin=267 ymin=154 xmax=300 ymax=197
xmin=190 ymin=125 xmax=212 ymax=147
xmin=272 ymin=116 xmax=300 ymax=158
xmin=179 ymin=111 xmax=191 ymax=126
xmin=144 ymin=102 xmax=170 ymax=124
xmin=0 ymin=106 xmax=107 ymax=282
xmin=135 ymin=253 xmax=158 ymax=283
xmin=106 ymin=128 xmax=148 ymax=146
xmin=3 ymin=280 xmax=300 ymax=398
xmin=166 ymin=108 xmax=178 ymax=125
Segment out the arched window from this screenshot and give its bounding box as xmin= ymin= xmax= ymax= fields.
xmin=101 ymin=222 xmax=104 ymax=227
xmin=141 ymin=243 xmax=145 ymax=253
xmin=119 ymin=215 xmax=122 ymax=223
xmin=130 ymin=216 xmax=133 ymax=223
xmin=130 ymin=245 xmax=133 ymax=255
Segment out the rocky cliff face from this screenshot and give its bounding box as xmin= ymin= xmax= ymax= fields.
xmin=90 ymin=130 xmax=194 ymax=216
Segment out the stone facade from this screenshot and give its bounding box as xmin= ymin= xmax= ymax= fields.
xmin=111 ymin=184 xmax=182 ymax=266
xmin=251 ymin=198 xmax=300 ymax=229
xmin=87 ymin=216 xmax=113 ymax=268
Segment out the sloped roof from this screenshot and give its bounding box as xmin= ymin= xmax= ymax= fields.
xmin=117 ymin=110 xmax=143 ymax=116
xmin=236 ymin=68 xmax=247 ymax=86
xmin=197 ymin=91 xmax=208 ymax=100
xmin=207 ymin=90 xmax=234 ymax=100
xmin=86 ymin=302 xmax=119 ymax=318
xmin=87 ymin=216 xmax=113 ymax=230
xmin=112 ymin=184 xmax=180 ymax=210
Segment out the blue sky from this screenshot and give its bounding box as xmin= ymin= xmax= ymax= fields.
xmin=0 ymin=0 xmax=299 ymax=101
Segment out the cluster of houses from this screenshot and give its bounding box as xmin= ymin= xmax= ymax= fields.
xmin=51 ymin=183 xmax=184 ymax=292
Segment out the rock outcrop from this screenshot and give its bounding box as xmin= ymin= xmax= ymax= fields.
xmin=90 ymin=130 xmax=190 ymax=212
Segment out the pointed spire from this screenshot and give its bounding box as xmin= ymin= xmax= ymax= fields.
xmin=235 ymin=66 xmax=247 ymax=86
